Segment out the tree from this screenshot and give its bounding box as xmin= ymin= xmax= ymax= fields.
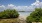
xmin=26 ymin=8 xmax=42 ymax=23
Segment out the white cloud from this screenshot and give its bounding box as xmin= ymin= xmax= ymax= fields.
xmin=0 ymin=4 xmax=29 ymax=11
xmin=16 ymin=6 xmax=28 ymax=11
xmin=7 ymin=4 xmax=16 ymax=9
xmin=31 ymin=0 xmax=40 ymax=6
xmin=31 ymin=0 xmax=42 ymax=8
xmin=28 ymin=0 xmax=42 ymax=11
xmin=0 ymin=0 xmax=42 ymax=11
xmin=0 ymin=5 xmax=5 ymax=11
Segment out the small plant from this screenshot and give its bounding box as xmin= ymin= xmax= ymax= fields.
xmin=26 ymin=8 xmax=42 ymax=23
xmin=0 ymin=9 xmax=19 ymax=19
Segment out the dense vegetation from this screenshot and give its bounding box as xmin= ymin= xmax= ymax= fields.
xmin=0 ymin=9 xmax=19 ymax=19
xmin=26 ymin=8 xmax=42 ymax=23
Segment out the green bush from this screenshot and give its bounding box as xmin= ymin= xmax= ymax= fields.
xmin=26 ymin=8 xmax=42 ymax=23
xmin=0 ymin=9 xmax=19 ymax=19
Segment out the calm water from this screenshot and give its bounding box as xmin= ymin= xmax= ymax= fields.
xmin=19 ymin=12 xmax=32 ymax=16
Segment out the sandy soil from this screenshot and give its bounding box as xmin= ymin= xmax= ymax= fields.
xmin=19 ymin=15 xmax=27 ymax=20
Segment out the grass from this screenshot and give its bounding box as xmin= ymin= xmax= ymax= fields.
xmin=0 ymin=18 xmax=19 ymax=23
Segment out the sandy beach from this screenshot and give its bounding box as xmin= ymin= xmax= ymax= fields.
xmin=19 ymin=15 xmax=27 ymax=20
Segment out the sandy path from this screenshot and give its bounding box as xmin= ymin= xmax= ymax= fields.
xmin=19 ymin=15 xmax=27 ymax=20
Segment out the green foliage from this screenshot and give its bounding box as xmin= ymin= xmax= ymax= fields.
xmin=0 ymin=9 xmax=19 ymax=19
xmin=26 ymin=8 xmax=42 ymax=23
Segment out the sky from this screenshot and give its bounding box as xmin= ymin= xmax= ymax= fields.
xmin=0 ymin=0 xmax=35 ymax=6
xmin=0 ymin=0 xmax=42 ymax=6
xmin=0 ymin=0 xmax=42 ymax=11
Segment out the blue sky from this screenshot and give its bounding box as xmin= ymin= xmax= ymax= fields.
xmin=0 ymin=0 xmax=42 ymax=6
xmin=0 ymin=0 xmax=42 ymax=11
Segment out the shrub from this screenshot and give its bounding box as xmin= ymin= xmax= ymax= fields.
xmin=0 ymin=9 xmax=19 ymax=19
xmin=26 ymin=8 xmax=42 ymax=23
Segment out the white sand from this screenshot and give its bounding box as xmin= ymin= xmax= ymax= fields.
xmin=19 ymin=15 xmax=27 ymax=20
